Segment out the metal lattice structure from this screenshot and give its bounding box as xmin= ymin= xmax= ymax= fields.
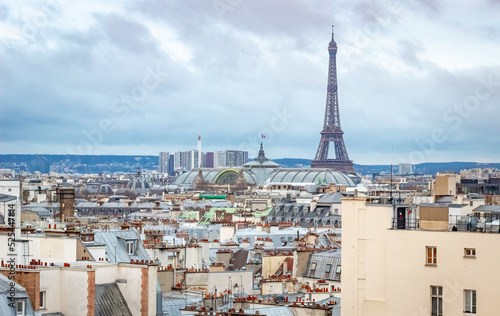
xmin=311 ymin=27 xmax=355 ymax=174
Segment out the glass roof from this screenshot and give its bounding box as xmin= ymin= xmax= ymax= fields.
xmin=269 ymin=169 xmax=355 ymax=186
xmin=174 ymin=169 xmax=257 ymax=185
xmin=175 ymin=168 xmax=354 ymax=187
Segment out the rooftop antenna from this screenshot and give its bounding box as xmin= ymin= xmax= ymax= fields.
xmin=390 ymin=134 xmax=395 ymax=205
xmin=390 ymin=164 xmax=393 ymax=204
xmin=331 ymin=25 xmax=334 ymax=41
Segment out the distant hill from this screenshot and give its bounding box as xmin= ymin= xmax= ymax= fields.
xmin=1 ymin=154 xmax=499 ymax=175
xmin=272 ymin=158 xmax=312 ymax=168
xmin=0 ymin=154 xmax=158 ymax=164
xmin=0 ymin=154 xmax=158 ymax=174
xmin=413 ymin=162 xmax=500 ymax=175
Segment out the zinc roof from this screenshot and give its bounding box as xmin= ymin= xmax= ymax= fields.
xmin=94 ymin=229 xmax=151 ymax=263
xmin=95 ymin=283 xmax=132 ymax=316
xmin=0 ymin=194 xmax=16 ymax=203
xmin=0 ymin=274 xmax=35 ymax=316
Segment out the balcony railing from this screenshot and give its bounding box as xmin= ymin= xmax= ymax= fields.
xmin=392 ymin=214 xmax=500 ymax=233
xmin=391 ymin=217 xmax=419 ymax=230
xmin=450 ymin=214 xmax=500 ymax=233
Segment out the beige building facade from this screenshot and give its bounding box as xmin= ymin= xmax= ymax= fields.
xmin=342 ymin=197 xmax=499 ymax=316
xmin=434 ymin=173 xmax=460 ymax=197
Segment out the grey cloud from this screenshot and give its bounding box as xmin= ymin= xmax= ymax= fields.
xmin=407 ymin=0 xmax=443 ymax=17
xmin=397 ymin=39 xmax=425 ymax=69
xmin=96 ymin=13 xmax=159 ymax=55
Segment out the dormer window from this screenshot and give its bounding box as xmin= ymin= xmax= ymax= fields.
xmin=17 ymin=300 xmax=25 ymax=315
xmin=334 ymin=265 xmax=341 ymax=281
xmin=127 ymin=241 xmax=135 ymax=255
xmin=310 ymin=262 xmax=317 ymax=271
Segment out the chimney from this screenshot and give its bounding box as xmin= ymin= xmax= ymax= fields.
xmin=58 ymin=187 xmax=75 ymax=223
xmin=197 ymin=135 xmax=202 ymax=168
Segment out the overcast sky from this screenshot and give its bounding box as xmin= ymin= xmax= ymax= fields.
xmin=1 ymin=0 xmax=499 ymax=164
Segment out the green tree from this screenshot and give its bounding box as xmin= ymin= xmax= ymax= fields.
xmin=22 ymin=190 xmax=30 ymax=203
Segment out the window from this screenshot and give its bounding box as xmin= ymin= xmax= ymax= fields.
xmin=334 ymin=265 xmax=341 ymax=281
xmin=310 ymin=262 xmax=317 ymax=277
xmin=127 ymin=241 xmax=135 ymax=255
xmin=431 ymin=286 xmax=443 ymax=316
xmin=464 ymin=290 xmax=476 ymax=314
xmin=16 ymin=300 xmax=25 ymax=315
xmin=310 ymin=262 xmax=317 ymax=271
xmin=288 ymin=237 xmax=293 ymax=243
xmin=325 ymin=264 xmax=332 ymax=273
xmin=426 ymin=246 xmax=437 ymax=265
xmin=334 ymin=208 xmax=339 ymax=214
xmin=464 ymin=248 xmax=476 ymax=258
xmin=40 ymin=291 xmax=46 ymax=309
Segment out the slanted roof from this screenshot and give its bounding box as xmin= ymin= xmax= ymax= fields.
xmin=142 ymin=224 xmax=176 ymax=232
xmin=474 ymin=205 xmax=500 ymax=212
xmin=199 ymin=207 xmax=240 ymax=224
xmin=318 ymin=232 xmax=335 ymax=247
xmin=254 ymin=207 xmax=273 ymax=218
xmin=317 ymin=192 xmax=344 ymax=204
xmin=95 ymin=283 xmax=132 ymax=316
xmin=274 ymin=257 xmax=293 ymax=276
xmin=228 ymin=249 xmax=250 ymax=270
xmin=162 ymin=292 xmax=201 ymax=316
xmin=0 ymin=194 xmax=16 ymax=203
xmin=244 ymin=306 xmax=294 ymax=316
xmin=468 ymin=193 xmax=484 ymax=199
xmin=304 ymin=249 xmax=341 ymax=280
xmin=0 ymin=274 xmax=35 ymax=316
xmin=94 ymin=229 xmax=150 ymax=263
xmin=178 ymin=224 xmax=220 ymax=241
xmin=0 ymin=274 xmax=29 ymax=298
xmin=436 ymin=196 xmax=453 ymax=203
xmin=317 ymin=297 xmax=341 ymax=316
xmin=22 ymin=207 xmax=52 ymax=217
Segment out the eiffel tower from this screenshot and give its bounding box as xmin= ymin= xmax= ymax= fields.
xmin=311 ymin=27 xmax=355 ymax=174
